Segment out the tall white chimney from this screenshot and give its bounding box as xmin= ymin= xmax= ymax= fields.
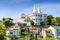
xmin=38 ymin=5 xmax=41 ymax=13
xmin=33 ymin=5 xmax=37 ymax=13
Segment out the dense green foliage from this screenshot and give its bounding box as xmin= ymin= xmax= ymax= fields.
xmin=3 ymin=18 xmax=13 ymax=27
xmin=45 ymin=15 xmax=53 ymax=25
xmin=30 ymin=34 xmax=37 ymax=40
xmin=38 ymin=37 xmax=57 ymax=40
xmin=21 ymin=28 xmax=29 ymax=36
xmin=0 ymin=23 xmax=6 ymax=40
xmin=10 ymin=35 xmax=17 ymax=40
xmin=45 ymin=15 xmax=60 ymax=26
xmin=20 ymin=28 xmax=30 ymax=40
xmin=18 ymin=37 xmax=30 ymax=40
xmin=51 ymin=18 xmax=58 ymax=26
xmin=30 ymin=20 xmax=34 ymax=26
xmin=40 ymin=22 xmax=45 ymax=26
xmin=56 ymin=17 xmax=60 ymax=26
xmin=19 ymin=37 xmax=57 ymax=40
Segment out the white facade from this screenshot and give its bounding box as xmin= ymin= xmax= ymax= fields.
xmin=48 ymin=26 xmax=60 ymax=40
xmin=29 ymin=13 xmax=47 ymax=25
xmin=13 ymin=13 xmax=28 ymax=23
xmin=6 ymin=30 xmax=20 ymax=37
xmin=29 ymin=6 xmax=47 ymax=25
xmin=6 ymin=26 xmax=20 ymax=38
xmin=13 ymin=5 xmax=47 ymax=26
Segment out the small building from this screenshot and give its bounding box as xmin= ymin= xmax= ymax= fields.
xmin=6 ymin=24 xmax=20 ymax=38
xmin=13 ymin=13 xmax=30 ymax=26
xmin=48 ymin=26 xmax=60 ymax=40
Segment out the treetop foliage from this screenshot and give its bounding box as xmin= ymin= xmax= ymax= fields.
xmin=45 ymin=15 xmax=60 ymax=26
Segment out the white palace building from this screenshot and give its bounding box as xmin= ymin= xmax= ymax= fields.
xmin=13 ymin=5 xmax=47 ymax=26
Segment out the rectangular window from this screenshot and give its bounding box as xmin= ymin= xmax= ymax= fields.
xmin=41 ymin=15 xmax=42 ymax=17
xmin=44 ymin=15 xmax=46 ymax=17
xmin=36 ymin=14 xmax=37 ymax=16
xmin=40 ymin=19 xmax=42 ymax=21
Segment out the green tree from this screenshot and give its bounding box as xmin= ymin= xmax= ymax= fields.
xmin=3 ymin=18 xmax=13 ymax=27
xmin=0 ymin=24 xmax=6 ymax=40
xmin=8 ymin=34 xmax=17 ymax=40
xmin=43 ymin=37 xmax=57 ymax=40
xmin=56 ymin=17 xmax=60 ymax=26
xmin=21 ymin=28 xmax=29 ymax=34
xmin=30 ymin=20 xmax=34 ymax=26
xmin=51 ymin=18 xmax=58 ymax=26
xmin=38 ymin=37 xmax=57 ymax=40
xmin=40 ymin=22 xmax=45 ymax=26
xmin=45 ymin=15 xmax=53 ymax=25
xmin=30 ymin=34 xmax=35 ymax=40
xmin=20 ymin=28 xmax=30 ymax=40
xmin=10 ymin=35 xmax=17 ymax=40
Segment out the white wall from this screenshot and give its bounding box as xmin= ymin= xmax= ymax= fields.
xmin=6 ymin=30 xmax=20 ymax=38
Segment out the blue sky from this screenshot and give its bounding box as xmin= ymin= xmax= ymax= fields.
xmin=0 ymin=0 xmax=60 ymax=19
